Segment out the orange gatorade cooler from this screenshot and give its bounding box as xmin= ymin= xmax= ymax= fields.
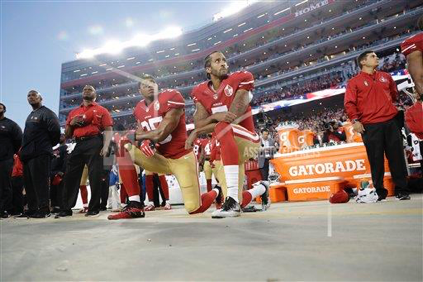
xmin=284 ymin=177 xmax=345 ymax=201
xmin=277 ymin=122 xmax=301 ymax=153
xmin=298 ymin=129 xmax=315 ymax=149
xmin=271 ymin=143 xmax=391 ymax=189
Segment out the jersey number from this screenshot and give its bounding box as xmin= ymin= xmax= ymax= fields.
xmin=140 ymin=116 xmax=172 ymax=144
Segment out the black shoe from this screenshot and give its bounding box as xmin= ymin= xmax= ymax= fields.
xmin=29 ymin=210 xmax=51 ymax=218
xmin=376 ymin=188 xmax=388 ymax=201
xmin=1 ymin=211 xmax=9 ymax=219
xmin=211 ymin=197 xmax=241 ymax=218
xmin=9 ymin=210 xmax=24 ymax=216
xmin=51 ymin=207 xmax=61 ymax=214
xmin=15 ymin=210 xmax=36 ymax=218
xmin=395 ymin=193 xmax=411 ymax=200
xmin=55 ymin=210 xmax=72 ymax=218
xmin=99 ymin=206 xmax=107 ymax=211
xmin=128 ymin=201 xmax=144 ymax=209
xmin=85 ymin=210 xmax=100 ymax=217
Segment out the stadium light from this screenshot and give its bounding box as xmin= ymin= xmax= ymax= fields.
xmin=76 ymin=26 xmax=182 ymax=59
xmin=213 ymin=0 xmax=259 ymax=22
xmin=103 ymin=40 xmax=124 ymax=55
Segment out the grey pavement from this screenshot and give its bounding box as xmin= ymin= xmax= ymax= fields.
xmin=1 ymin=194 xmax=422 ymax=281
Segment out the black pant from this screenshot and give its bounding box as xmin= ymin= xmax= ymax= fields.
xmin=420 ymin=141 xmax=423 ymax=176
xmin=11 ymin=176 xmax=24 ymax=214
xmin=50 ymin=178 xmax=63 ymax=209
xmin=260 ymin=158 xmax=270 ymax=181
xmin=0 ymin=158 xmax=13 ymax=212
xmin=62 ymin=136 xmax=103 ymax=212
xmin=362 ymin=118 xmax=409 ymax=194
xmin=23 ymin=155 xmax=51 ymax=211
xmin=100 ymin=168 xmax=110 ymax=209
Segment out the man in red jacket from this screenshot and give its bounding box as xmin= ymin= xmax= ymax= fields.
xmin=344 ymin=50 xmax=410 ymax=200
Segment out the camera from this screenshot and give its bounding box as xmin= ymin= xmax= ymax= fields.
xmin=256 ymin=111 xmax=272 ymax=129
xmin=322 ymin=121 xmax=333 ymax=131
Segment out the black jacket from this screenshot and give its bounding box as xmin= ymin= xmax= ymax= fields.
xmin=0 ymin=117 xmax=22 ymax=161
xmin=21 ymin=106 xmax=61 ymax=162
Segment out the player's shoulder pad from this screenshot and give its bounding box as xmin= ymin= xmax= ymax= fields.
xmin=160 ymin=89 xmax=185 ymax=107
xmin=231 ymin=70 xmax=254 ymax=81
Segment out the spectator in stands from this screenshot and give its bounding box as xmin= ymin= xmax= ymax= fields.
xmin=344 ymin=50 xmax=410 ymax=201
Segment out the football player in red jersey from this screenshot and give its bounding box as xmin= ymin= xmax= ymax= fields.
xmin=108 ymin=75 xmax=221 ymax=220
xmin=193 ymin=136 xmax=205 ymax=167
xmin=201 ymin=135 xmax=214 ymax=192
xmin=186 ymin=51 xmax=269 ymax=218
xmin=401 ymin=16 xmax=423 ymax=96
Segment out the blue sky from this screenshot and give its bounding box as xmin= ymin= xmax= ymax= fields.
xmin=1 ymin=0 xmax=225 ymax=128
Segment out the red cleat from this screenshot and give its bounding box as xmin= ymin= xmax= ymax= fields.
xmin=108 ymin=203 xmax=145 ymax=220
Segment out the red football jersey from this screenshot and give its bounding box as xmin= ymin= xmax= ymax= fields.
xmin=401 ymin=32 xmax=423 ymax=57
xmin=133 ymin=89 xmax=190 ymax=159
xmin=202 ymin=138 xmax=212 ymax=158
xmin=191 ymin=71 xmax=256 ymax=133
xmin=193 ymin=138 xmax=203 ymax=161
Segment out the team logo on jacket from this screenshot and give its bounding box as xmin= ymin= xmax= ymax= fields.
xmin=213 ymin=94 xmax=218 ymax=100
xmin=154 ymin=101 xmax=160 ymax=111
xmin=224 ymin=85 xmax=234 ymax=97
xmin=379 ymin=76 xmax=387 ymax=83
xmin=364 ymin=81 xmax=369 ymax=86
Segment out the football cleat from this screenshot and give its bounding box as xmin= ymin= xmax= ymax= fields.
xmin=211 ymin=196 xmax=241 ymax=218
xmin=258 ymin=181 xmax=271 ymax=211
xmin=145 ymin=203 xmax=156 ymax=211
xmin=108 ymin=202 xmax=145 ymax=220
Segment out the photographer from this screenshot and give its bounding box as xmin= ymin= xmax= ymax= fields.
xmin=322 ymin=120 xmax=346 ymax=144
xmin=258 ymin=129 xmax=277 ymax=181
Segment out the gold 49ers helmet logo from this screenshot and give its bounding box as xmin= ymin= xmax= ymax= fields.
xmin=224 ymin=85 xmax=234 ymax=97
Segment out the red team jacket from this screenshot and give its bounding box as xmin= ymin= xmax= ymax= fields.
xmin=134 ymin=89 xmax=190 ymax=159
xmin=66 ymin=102 xmax=113 ymax=138
xmin=344 ymin=71 xmax=398 ymax=124
xmin=191 ymin=71 xmax=256 ymax=133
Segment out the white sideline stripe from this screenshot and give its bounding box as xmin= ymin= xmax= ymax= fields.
xmin=401 ymin=44 xmax=416 ymax=53
xmin=240 ymin=80 xmax=254 ymax=85
xmin=232 ymin=126 xmax=260 ymax=141
xmin=168 ymin=101 xmax=185 ymax=105
xmin=353 ymin=172 xmax=391 ymax=179
xmin=285 ymin=177 xmax=344 ymax=184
